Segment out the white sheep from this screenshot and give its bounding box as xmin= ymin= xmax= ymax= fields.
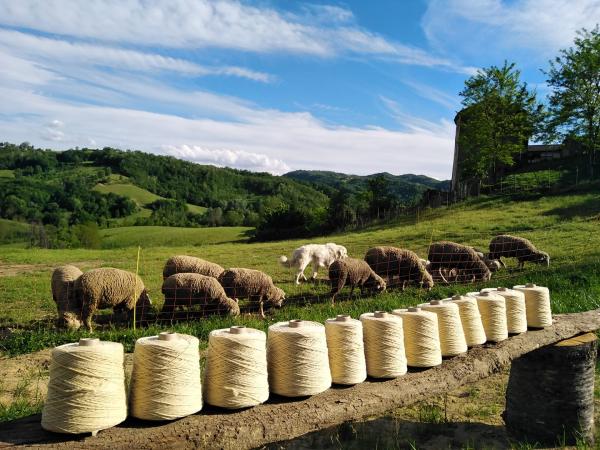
xmin=79 ymin=268 xmax=152 ymax=331
xmin=51 ymin=265 xmax=83 ymax=330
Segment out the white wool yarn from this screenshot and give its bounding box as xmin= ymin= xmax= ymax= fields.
xmin=482 ymin=287 xmax=527 ymax=334
xmin=267 ymin=320 xmax=331 ymax=397
xmin=514 ymin=283 xmax=552 ymax=328
xmin=203 ymin=326 xmax=269 ymax=409
xmin=325 ymin=315 xmax=367 ymax=385
xmin=446 ymin=295 xmax=486 ymax=347
xmin=419 ymin=300 xmax=467 ymax=357
xmin=42 ymin=338 xmax=127 ymax=434
xmin=392 ymin=308 xmax=442 ymax=368
xmin=129 ymin=332 xmax=202 ymax=421
xmin=359 ymin=311 xmax=407 ymax=378
xmin=472 ymin=292 xmax=508 ymax=342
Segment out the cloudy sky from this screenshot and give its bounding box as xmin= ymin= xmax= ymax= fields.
xmin=0 ymin=0 xmax=598 ymax=179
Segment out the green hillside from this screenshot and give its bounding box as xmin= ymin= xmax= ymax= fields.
xmin=284 ymin=170 xmax=449 ymax=202
xmin=93 ymin=175 xmax=207 ymax=217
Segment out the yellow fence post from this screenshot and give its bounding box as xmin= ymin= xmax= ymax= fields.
xmin=133 ymin=245 xmax=141 ymax=331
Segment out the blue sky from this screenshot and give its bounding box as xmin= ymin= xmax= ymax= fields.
xmin=0 ymin=1 xmax=598 ymax=179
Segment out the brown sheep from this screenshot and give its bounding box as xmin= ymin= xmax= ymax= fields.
xmin=329 ymin=258 xmax=386 ymax=304
xmin=427 ymin=241 xmax=492 ymax=283
xmin=163 ymin=255 xmax=224 ymax=279
xmin=51 ymin=265 xmax=83 ymax=330
xmin=218 ymin=268 xmax=285 ymax=319
xmin=488 ymin=235 xmax=550 ymax=269
xmin=79 ymin=268 xmax=152 ymax=331
xmin=364 ymin=246 xmax=433 ymax=290
xmin=161 ymin=273 xmax=240 ymax=320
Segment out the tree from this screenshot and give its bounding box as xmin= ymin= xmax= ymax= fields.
xmin=544 ymin=27 xmax=600 ymax=174
xmin=459 ymin=61 xmax=542 ymax=186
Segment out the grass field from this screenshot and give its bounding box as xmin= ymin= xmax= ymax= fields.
xmin=0 ymin=169 xmax=15 ymax=178
xmin=1 ymin=188 xmax=599 ymax=357
xmin=93 ymin=177 xmax=207 ymax=218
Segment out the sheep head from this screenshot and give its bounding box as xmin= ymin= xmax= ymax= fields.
xmin=538 ymin=251 xmax=550 ymax=266
xmin=59 ymin=311 xmax=82 ymax=330
xmin=267 ymin=286 xmax=286 ymax=308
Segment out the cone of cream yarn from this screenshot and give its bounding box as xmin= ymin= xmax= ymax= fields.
xmin=360 ymin=311 xmax=407 ymax=378
xmin=419 ymin=300 xmax=467 ymax=357
xmin=42 ymin=338 xmax=127 ymax=434
xmin=514 ymin=283 xmax=552 ymax=328
xmin=482 ymin=287 xmax=527 ymax=334
xmin=393 ymin=307 xmax=442 ymax=368
xmin=471 ymin=291 xmax=508 ymax=342
xmin=203 ymin=326 xmax=269 ymax=409
xmin=446 ymin=295 xmax=486 ymax=346
xmin=267 ymin=320 xmax=331 ymax=397
xmin=325 ymin=315 xmax=367 ymax=385
xmin=129 ymin=332 xmax=202 ymax=421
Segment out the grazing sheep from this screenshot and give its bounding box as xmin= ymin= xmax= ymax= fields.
xmin=471 ymin=247 xmax=503 ymax=272
xmin=162 ymin=255 xmax=224 ymax=279
xmin=51 ymin=265 xmax=83 ymax=330
xmin=161 ymin=273 xmax=239 ymax=320
xmin=329 ymin=258 xmax=386 ymax=304
xmin=279 ymin=243 xmax=348 ymax=284
xmin=218 ymin=268 xmax=285 ymax=318
xmin=79 ymin=268 xmax=152 ymax=331
xmin=427 ymin=241 xmax=492 ymax=284
xmin=488 ymin=235 xmax=550 ymax=269
xmin=364 ymin=246 xmax=433 ymax=290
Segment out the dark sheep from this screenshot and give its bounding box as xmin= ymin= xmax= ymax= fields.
xmin=218 ymin=268 xmax=285 ymax=319
xmin=427 ymin=241 xmax=492 ymax=283
xmin=329 ymin=257 xmax=386 ymax=304
xmin=364 ymin=246 xmax=433 ymax=290
xmin=488 ymin=235 xmax=550 ymax=269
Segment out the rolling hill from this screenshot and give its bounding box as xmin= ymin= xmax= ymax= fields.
xmin=284 ymin=170 xmax=449 ymax=203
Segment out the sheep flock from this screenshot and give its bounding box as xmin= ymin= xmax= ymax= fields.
xmin=50 ymin=234 xmax=549 ymax=329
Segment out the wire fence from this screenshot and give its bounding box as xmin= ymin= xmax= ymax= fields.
xmin=1 ymin=220 xmax=597 ymax=336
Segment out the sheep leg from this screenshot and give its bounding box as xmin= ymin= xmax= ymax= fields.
xmin=402 ymin=280 xmax=407 ymax=291
xmin=81 ymin=301 xmax=96 ymax=332
xmin=259 ymin=296 xmax=266 ymax=319
xmin=517 ymin=260 xmax=524 ymax=270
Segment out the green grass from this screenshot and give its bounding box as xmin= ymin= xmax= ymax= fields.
xmin=99 ymin=225 xmax=251 ymax=248
xmin=0 ymin=169 xmax=15 ymax=178
xmin=0 ymin=219 xmax=29 ymax=243
xmin=0 ymin=369 xmax=45 ymax=422
xmin=94 ymin=180 xmax=207 ymax=215
xmin=1 ymin=190 xmax=600 ymax=356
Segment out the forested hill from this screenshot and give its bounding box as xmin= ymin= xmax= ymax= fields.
xmin=0 ymin=143 xmax=328 ymax=228
xmin=284 ymin=170 xmax=449 ymax=202
xmin=0 ymin=142 xmax=449 ymax=243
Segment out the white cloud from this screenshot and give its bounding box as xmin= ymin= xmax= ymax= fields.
xmin=0 ymin=29 xmax=272 ymax=82
xmin=0 ymin=85 xmax=454 ymax=179
xmin=163 ymin=144 xmax=291 ymax=174
xmin=423 ymin=0 xmax=600 ymax=59
xmin=0 ymin=0 xmax=470 ymax=72
xmin=402 ymin=80 xmax=460 ymax=110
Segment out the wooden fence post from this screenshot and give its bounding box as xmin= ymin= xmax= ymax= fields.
xmin=503 ymin=333 xmax=597 ymax=446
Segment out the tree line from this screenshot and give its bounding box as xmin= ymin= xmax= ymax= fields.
xmin=0 ymin=143 xmax=424 ymax=245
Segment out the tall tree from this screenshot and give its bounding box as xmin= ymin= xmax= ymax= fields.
xmin=458 ymin=62 xmax=541 ymax=186
xmin=544 ymin=27 xmax=600 ymax=172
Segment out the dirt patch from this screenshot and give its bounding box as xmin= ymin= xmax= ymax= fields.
xmin=0 ymin=261 xmax=102 ymax=277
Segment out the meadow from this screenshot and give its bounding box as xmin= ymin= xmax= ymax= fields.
xmin=1 ymin=187 xmax=599 ymax=358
